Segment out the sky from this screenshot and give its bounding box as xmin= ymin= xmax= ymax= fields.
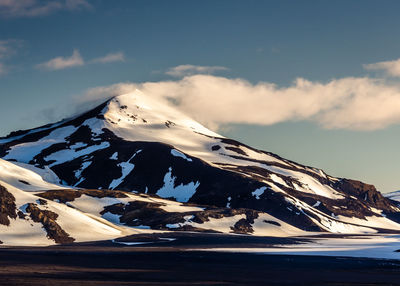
xmin=1 ymin=0 xmax=400 ymax=193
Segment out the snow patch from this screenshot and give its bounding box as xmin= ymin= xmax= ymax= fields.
xmin=226 ymin=196 xmax=231 ymax=208
xmin=313 ymin=201 xmax=321 ymax=207
xmin=109 ymin=150 xmax=142 ymax=190
xmin=166 ymin=215 xmax=195 ymax=229
xmin=252 ymin=187 xmax=267 ymax=200
xmin=0 ymin=159 xmax=64 ymax=191
xmin=156 ymin=167 xmax=200 ymax=202
xmin=110 ymin=152 xmax=118 ymax=160
xmin=45 ymin=142 xmax=110 ymax=167
xmin=74 ymin=161 xmax=92 ymax=179
xmin=171 ymin=149 xmax=192 ymax=162
xmin=4 ymin=126 xmax=77 ymax=163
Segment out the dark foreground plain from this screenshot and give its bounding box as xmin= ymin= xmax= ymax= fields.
xmin=1 ymin=233 xmax=400 ymax=286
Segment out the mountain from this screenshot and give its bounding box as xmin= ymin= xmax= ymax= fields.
xmin=1 ymin=90 xmax=400 ymax=245
xmin=385 ymin=191 xmax=400 ymax=203
xmin=0 ymin=158 xmax=140 ymax=245
xmin=0 ymin=158 xmax=305 ymax=245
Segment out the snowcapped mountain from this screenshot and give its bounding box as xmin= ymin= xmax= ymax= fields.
xmin=1 ymin=90 xmax=400 ymax=245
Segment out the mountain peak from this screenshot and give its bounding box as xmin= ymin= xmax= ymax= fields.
xmin=103 ymin=90 xmax=221 ymax=139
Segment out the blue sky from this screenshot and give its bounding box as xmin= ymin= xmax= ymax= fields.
xmin=1 ymin=0 xmax=400 ymax=192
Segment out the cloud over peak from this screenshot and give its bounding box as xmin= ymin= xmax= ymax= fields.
xmin=83 ymin=73 xmax=400 ymax=131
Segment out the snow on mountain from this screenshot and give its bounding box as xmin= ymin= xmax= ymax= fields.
xmin=0 ymin=158 xmax=63 ymax=191
xmin=1 ymin=90 xmax=400 ymax=242
xmin=0 ymin=174 xmax=310 ymax=245
xmin=37 ymin=188 xmax=311 ymax=237
xmin=0 ymin=179 xmax=137 ymax=246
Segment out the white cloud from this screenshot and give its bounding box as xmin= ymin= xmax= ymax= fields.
xmin=36 ymin=49 xmax=84 ymax=70
xmin=364 ymin=58 xmax=400 ymax=77
xmin=166 ymin=64 xmax=229 ymax=77
xmin=83 ymin=74 xmax=400 ymax=131
xmin=37 ymin=50 xmax=126 ymax=71
xmin=0 ymin=0 xmax=91 ymax=18
xmin=83 ymin=82 xmax=137 ymax=103
xmin=91 ymin=52 xmax=125 ymax=64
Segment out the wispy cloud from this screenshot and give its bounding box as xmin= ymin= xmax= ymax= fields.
xmin=364 ymin=58 xmax=400 ymax=77
xmin=0 ymin=62 xmax=6 ymax=75
xmin=36 ymin=49 xmax=84 ymax=70
xmin=83 ymin=71 xmax=400 ymax=131
xmin=36 ymin=50 xmax=125 ymax=71
xmin=0 ymin=39 xmax=20 ymax=59
xmin=166 ymin=64 xmax=229 ymax=77
xmin=0 ymin=0 xmax=91 ymax=18
xmin=0 ymin=39 xmax=23 ymax=76
xmin=91 ymin=52 xmax=125 ymax=64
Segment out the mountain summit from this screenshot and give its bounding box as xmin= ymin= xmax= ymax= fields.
xmin=1 ymin=90 xmax=400 ymax=244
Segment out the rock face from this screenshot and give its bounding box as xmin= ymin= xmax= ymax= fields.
xmin=25 ymin=202 xmax=75 ymax=244
xmin=1 ymin=91 xmax=400 ymax=236
xmin=0 ymin=184 xmax=17 ymax=226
